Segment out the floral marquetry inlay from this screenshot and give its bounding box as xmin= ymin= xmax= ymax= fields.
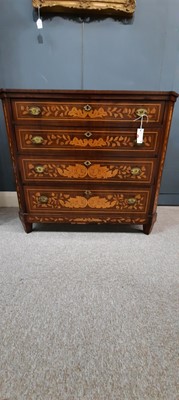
xmin=24 ymin=132 xmax=153 ymax=150
xmin=17 ymin=102 xmax=161 ymax=122
xmin=2 ymin=88 xmax=177 ymax=234
xmin=28 ymin=216 xmax=147 ymax=224
xmin=29 ymin=191 xmax=148 ymax=212
xmin=24 ymin=161 xmax=151 ymax=182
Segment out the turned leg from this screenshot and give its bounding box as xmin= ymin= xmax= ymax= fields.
xmin=19 ymin=212 xmax=32 ymax=233
xmin=143 ymin=213 xmax=157 ymax=235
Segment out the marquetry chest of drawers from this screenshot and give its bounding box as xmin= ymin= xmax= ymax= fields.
xmin=0 ymin=89 xmax=178 ymax=233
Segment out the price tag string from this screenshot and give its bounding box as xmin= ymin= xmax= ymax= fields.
xmin=134 ymin=114 xmax=148 ymax=144
xmin=36 ymin=6 xmax=43 ymax=29
xmin=134 ymin=113 xmax=149 ymax=129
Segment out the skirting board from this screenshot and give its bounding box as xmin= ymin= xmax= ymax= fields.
xmin=0 ymin=192 xmax=18 ymax=207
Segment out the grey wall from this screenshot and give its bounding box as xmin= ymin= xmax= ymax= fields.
xmin=0 ymin=0 xmax=179 ymax=204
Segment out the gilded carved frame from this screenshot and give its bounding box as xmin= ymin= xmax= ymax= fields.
xmin=33 ymin=0 xmax=136 ymax=17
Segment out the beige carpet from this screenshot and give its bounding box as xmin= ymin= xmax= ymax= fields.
xmin=0 ymin=207 xmax=179 ymax=400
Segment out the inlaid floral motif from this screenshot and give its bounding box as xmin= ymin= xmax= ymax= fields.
xmin=26 ymin=162 xmax=149 ymax=181
xmin=28 ymin=216 xmax=147 ymax=224
xmin=24 ymin=133 xmax=153 ymax=149
xmin=19 ymin=103 xmax=161 ymax=121
xmin=31 ymin=191 xmax=147 ymax=211
xmin=68 ymin=106 xmax=108 ymax=119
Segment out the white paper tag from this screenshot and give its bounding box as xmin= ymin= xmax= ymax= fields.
xmin=137 ymin=128 xmax=144 ymax=144
xmin=36 ymin=18 xmax=43 ymax=29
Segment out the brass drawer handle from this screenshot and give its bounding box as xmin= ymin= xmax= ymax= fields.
xmin=84 ymin=190 xmax=92 ymax=198
xmin=84 ymin=131 xmax=92 ymax=138
xmin=39 ymin=195 xmax=48 ymax=204
xmin=133 ymin=139 xmax=144 ymax=147
xmin=131 ymin=167 xmax=141 ymax=176
xmin=28 ymin=106 xmax=41 ymax=116
xmin=84 ymin=160 xmax=92 ymax=167
xmin=35 ymin=165 xmax=45 ymax=173
xmin=84 ymin=104 xmax=92 ymax=112
xmin=136 ymin=108 xmax=148 ymax=118
xmin=127 ymin=198 xmax=136 ymax=205
xmin=31 ymin=136 xmax=44 ymax=145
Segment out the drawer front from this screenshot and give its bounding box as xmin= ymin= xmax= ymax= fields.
xmin=24 ymin=187 xmax=150 ymax=214
xmin=16 ymin=127 xmax=160 ymax=154
xmin=27 ymin=214 xmax=148 ymax=225
xmin=12 ymin=101 xmax=164 ymax=124
xmin=20 ymin=157 xmax=155 ymax=184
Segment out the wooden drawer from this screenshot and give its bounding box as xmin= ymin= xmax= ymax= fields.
xmin=24 ymin=187 xmax=150 ymax=214
xmin=27 ymin=214 xmax=148 ymax=225
xmin=15 ymin=127 xmax=160 ymax=155
xmin=20 ymin=157 xmax=155 ymax=185
xmin=12 ymin=100 xmax=164 ymax=124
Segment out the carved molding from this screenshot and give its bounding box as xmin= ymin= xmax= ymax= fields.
xmin=32 ymin=0 xmax=136 ymax=16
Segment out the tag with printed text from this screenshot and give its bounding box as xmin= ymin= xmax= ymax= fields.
xmin=36 ymin=18 xmax=43 ymax=29
xmin=137 ymin=128 xmax=144 ymax=144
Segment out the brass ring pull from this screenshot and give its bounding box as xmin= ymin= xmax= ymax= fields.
xmin=31 ymin=136 xmax=44 ymax=145
xmin=29 ymin=106 xmax=41 ymax=116
xmin=84 ymin=131 xmax=92 ymax=138
xmin=131 ymin=167 xmax=141 ymax=176
xmin=127 ymin=198 xmax=136 ymax=205
xmin=39 ymin=195 xmax=48 ymax=204
xmin=84 ymin=160 xmax=92 ymax=167
xmin=136 ymin=108 xmax=148 ymax=118
xmin=84 ymin=104 xmax=92 ymax=112
xmin=35 ymin=165 xmax=45 ymax=173
xmin=84 ymin=190 xmax=92 ymax=198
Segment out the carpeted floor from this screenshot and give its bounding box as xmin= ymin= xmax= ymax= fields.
xmin=0 ymin=207 xmax=179 ymax=400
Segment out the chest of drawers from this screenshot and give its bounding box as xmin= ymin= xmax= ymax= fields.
xmin=0 ymin=89 xmax=178 ymax=233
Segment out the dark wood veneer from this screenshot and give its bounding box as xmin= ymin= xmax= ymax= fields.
xmin=0 ymin=89 xmax=178 ymax=233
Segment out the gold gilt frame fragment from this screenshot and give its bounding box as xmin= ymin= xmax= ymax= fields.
xmin=33 ymin=0 xmax=136 ymax=17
